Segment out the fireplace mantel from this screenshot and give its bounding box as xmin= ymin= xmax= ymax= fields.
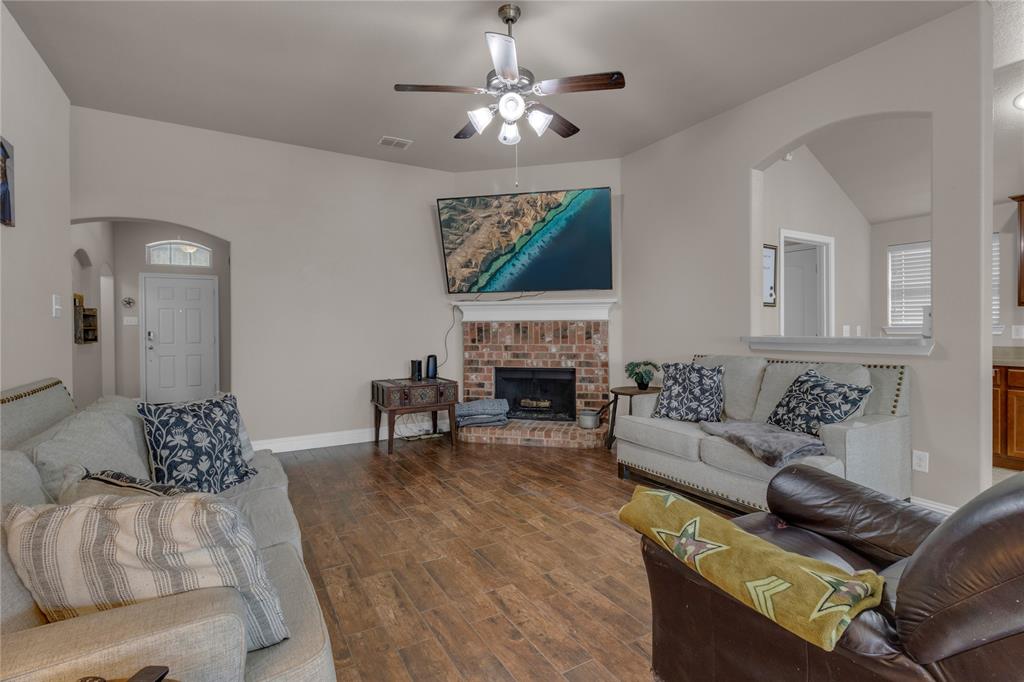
xmin=453 ymin=297 xmax=617 ymax=322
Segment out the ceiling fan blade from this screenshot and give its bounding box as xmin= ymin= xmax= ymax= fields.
xmin=394 ymin=84 xmax=489 ymax=95
xmin=533 ymin=71 xmax=625 ymax=96
xmin=531 ymin=103 xmax=580 ymax=138
xmin=485 ymin=32 xmax=519 ymax=83
xmin=454 ymin=121 xmax=477 ymax=139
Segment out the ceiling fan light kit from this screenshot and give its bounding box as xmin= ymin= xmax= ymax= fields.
xmin=468 ymin=106 xmax=496 ymax=134
xmin=498 ymin=121 xmax=521 ymax=146
xmin=497 ymin=92 xmax=526 ymax=121
xmin=527 ymin=108 xmax=553 ymax=137
xmin=394 ymin=3 xmax=625 ymax=147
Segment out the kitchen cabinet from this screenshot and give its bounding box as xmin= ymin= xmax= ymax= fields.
xmin=994 ymin=365 xmax=1024 ymax=470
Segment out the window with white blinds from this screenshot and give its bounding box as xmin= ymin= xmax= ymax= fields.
xmin=992 ymin=233 xmax=1001 ymax=327
xmin=888 ymin=236 xmax=1001 ymax=330
xmin=888 ymin=241 xmax=931 ymax=328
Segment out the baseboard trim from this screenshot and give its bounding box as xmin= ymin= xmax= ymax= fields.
xmin=253 ymin=415 xmax=451 ymax=454
xmin=252 ymin=428 xmax=378 ymax=453
xmin=909 ymin=496 xmax=958 ymax=516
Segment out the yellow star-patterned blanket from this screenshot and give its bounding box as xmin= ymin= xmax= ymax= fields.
xmin=618 ymin=486 xmax=884 ymax=651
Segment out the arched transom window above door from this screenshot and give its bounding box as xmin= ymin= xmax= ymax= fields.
xmin=146 ymin=240 xmax=212 ymax=267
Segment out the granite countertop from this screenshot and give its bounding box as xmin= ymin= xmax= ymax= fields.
xmin=994 ymin=348 xmax=1024 ymax=367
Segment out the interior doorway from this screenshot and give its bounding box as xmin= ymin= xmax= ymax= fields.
xmin=780 ymin=229 xmax=834 ymax=337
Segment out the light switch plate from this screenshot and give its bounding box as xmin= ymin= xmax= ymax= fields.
xmin=912 ymin=450 xmax=929 ymax=473
xmin=1013 ymin=325 xmax=1024 ymax=340
xmin=123 ymin=316 xmax=138 ymax=326
xmin=51 ymin=294 xmax=62 ymax=319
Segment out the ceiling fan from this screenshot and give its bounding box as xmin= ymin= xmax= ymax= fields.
xmin=394 ymin=3 xmax=625 ymax=145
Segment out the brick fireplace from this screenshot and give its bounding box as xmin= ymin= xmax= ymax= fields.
xmin=461 ymin=319 xmax=610 ymax=448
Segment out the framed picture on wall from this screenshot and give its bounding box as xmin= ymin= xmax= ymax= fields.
xmin=762 ymin=244 xmax=777 ymax=306
xmin=1 ymin=137 xmax=13 ymax=227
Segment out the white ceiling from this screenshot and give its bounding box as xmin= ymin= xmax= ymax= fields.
xmin=800 ymin=1 xmax=1024 ymax=224
xmin=807 ymin=115 xmax=932 ymax=225
xmin=6 ymin=1 xmax=965 ymax=172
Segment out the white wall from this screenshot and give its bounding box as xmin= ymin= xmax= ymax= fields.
xmin=70 ymin=107 xmax=623 ymax=442
xmin=0 ymin=7 xmax=72 ymax=392
xmin=621 ymin=4 xmax=992 ymax=506
xmin=760 ymin=145 xmax=872 ymax=336
xmin=70 ymin=107 xmax=455 ymax=441
xmin=70 ymin=220 xmax=113 ymax=405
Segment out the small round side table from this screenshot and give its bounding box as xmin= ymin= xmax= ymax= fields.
xmin=605 ymin=385 xmax=661 ymax=449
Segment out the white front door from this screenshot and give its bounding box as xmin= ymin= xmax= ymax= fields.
xmin=142 ymin=274 xmax=218 ymax=403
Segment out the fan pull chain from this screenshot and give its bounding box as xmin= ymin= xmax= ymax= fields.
xmin=514 ymin=143 xmax=519 ymax=188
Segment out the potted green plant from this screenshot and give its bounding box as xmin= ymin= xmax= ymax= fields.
xmin=625 ymin=361 xmax=660 ymax=391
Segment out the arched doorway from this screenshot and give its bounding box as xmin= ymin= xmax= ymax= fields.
xmin=71 ymin=218 xmax=230 ymax=403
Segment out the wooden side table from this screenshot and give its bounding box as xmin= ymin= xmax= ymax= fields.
xmin=605 ymin=385 xmax=662 ymax=449
xmin=371 ymin=377 xmax=458 ymax=455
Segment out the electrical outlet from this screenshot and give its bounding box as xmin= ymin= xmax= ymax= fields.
xmin=1013 ymin=325 xmax=1024 ymax=340
xmin=912 ymin=450 xmax=929 ymax=473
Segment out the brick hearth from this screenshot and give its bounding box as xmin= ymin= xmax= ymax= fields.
xmin=458 ymin=419 xmax=609 ymax=449
xmin=461 ymin=320 xmax=610 ymax=448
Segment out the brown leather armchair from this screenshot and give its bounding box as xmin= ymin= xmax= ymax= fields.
xmin=641 ymin=464 xmax=1024 ymax=681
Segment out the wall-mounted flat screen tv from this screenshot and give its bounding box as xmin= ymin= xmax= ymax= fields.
xmin=437 ymin=187 xmax=612 ymax=294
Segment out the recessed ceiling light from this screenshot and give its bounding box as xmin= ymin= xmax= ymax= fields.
xmin=1014 ymin=92 xmax=1024 ymax=110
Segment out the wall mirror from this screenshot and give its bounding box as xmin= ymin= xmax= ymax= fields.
xmin=754 ymin=113 xmax=936 ymax=338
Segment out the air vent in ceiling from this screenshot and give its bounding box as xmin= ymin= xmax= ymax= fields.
xmin=378 ymin=136 xmax=413 ymax=150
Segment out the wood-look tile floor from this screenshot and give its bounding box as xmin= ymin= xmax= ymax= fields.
xmin=280 ymin=437 xmax=653 ymax=682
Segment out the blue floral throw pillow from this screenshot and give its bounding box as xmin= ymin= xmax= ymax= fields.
xmin=137 ymin=394 xmax=255 ymax=493
xmin=767 ymin=369 xmax=872 ymax=436
xmin=652 ymin=363 xmax=725 ymax=422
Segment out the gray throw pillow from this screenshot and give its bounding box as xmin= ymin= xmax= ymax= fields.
xmin=33 ymin=410 xmax=151 ymax=499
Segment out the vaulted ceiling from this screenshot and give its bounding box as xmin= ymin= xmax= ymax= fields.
xmin=6 ymin=1 xmax=966 ymax=172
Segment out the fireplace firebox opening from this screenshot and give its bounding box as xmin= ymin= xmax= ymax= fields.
xmin=494 ymin=367 xmax=576 ymax=422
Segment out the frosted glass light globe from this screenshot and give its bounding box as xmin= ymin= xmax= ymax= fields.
xmin=498 ymin=121 xmax=521 ymax=146
xmin=498 ymin=92 xmax=526 ymax=121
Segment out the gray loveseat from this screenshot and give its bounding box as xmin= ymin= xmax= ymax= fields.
xmin=615 ymin=355 xmax=911 ymax=511
xmin=0 ymin=379 xmax=335 ymax=681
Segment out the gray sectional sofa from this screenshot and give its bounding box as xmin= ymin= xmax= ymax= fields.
xmin=0 ymin=379 xmax=335 ymax=682
xmin=615 ymin=355 xmax=911 ymax=511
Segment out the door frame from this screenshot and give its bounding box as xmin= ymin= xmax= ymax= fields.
xmin=100 ymin=270 xmax=116 ymax=396
xmin=139 ymin=272 xmax=219 ymax=402
xmin=778 ymin=229 xmax=835 ymax=337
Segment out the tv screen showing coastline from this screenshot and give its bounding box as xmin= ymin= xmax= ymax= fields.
xmin=437 ymin=187 xmax=612 ymax=294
